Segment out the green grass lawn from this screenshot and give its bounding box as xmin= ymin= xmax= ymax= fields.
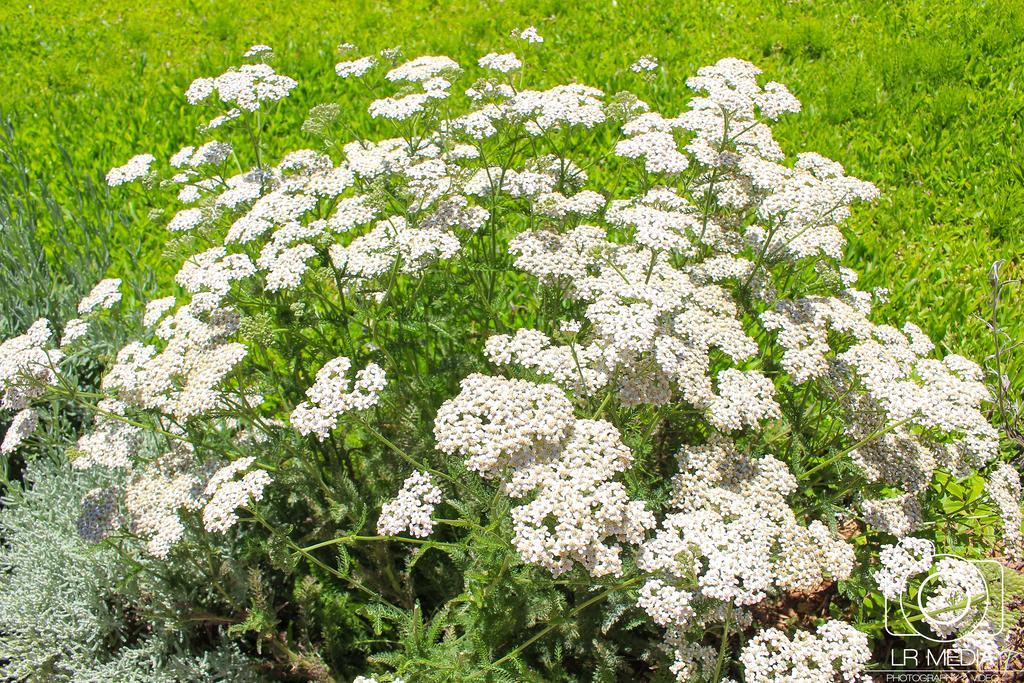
xmin=1 ymin=0 xmax=1023 ymax=364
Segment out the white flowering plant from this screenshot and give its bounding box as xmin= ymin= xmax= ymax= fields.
xmin=3 ymin=36 xmax=1021 ymax=681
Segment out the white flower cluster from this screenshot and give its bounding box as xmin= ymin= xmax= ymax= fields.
xmin=330 ymin=216 xmax=462 ymax=281
xmin=171 ymin=140 xmax=233 ymax=169
xmin=663 ymin=640 xmax=725 ymax=683
xmin=511 ymin=26 xmax=543 ymax=43
xmin=750 ymin=153 xmax=880 ymax=261
xmin=448 ymin=79 xmax=610 ymax=139
xmin=630 ymin=55 xmax=659 ymax=73
xmin=102 ymin=299 xmax=247 ymax=420
xmin=165 ymin=207 xmax=205 ymax=233
xmin=1 ymin=407 xmax=37 ymax=454
xmin=636 ymin=579 xmax=693 ymax=628
xmin=615 ymin=131 xmax=689 ymax=174
xmin=639 ymin=437 xmax=854 ymax=618
xmin=176 ymin=247 xmax=256 ymax=297
xmin=463 ymin=158 xmax=580 ymax=197
xmin=0 ymin=307 xmax=132 ymax=455
xmin=533 ymin=190 xmax=606 ymax=219
xmin=159 ymin=96 xmax=503 ymax=298
xmin=508 ymin=224 xmax=774 ymax=420
xmin=255 ymin=221 xmax=324 ymax=291
xmin=202 ymin=457 xmax=272 ymax=533
xmin=478 ymin=52 xmax=521 ymax=73
xmin=377 ymin=471 xmax=442 ymax=538
xmin=73 ymin=400 xmax=141 ymax=470
xmin=124 ymin=459 xmax=206 ymax=558
xmin=874 ymin=536 xmax=935 ymax=600
xmin=77 ymin=278 xmax=122 ymax=315
xmin=841 ymin=346 xmax=997 ymax=487
xmin=369 ymin=85 xmax=447 ymax=122
xmin=0 ymin=318 xmax=63 ymax=412
xmin=386 ymin=55 xmax=460 ymax=83
xmin=875 ymin=543 xmax=1008 ymax=662
xmin=507 ymin=418 xmax=655 ymax=577
xmin=761 ymin=294 xmax=999 ymax=492
xmin=874 ymin=537 xmax=1010 ymax=667
xmin=433 ymin=373 xmax=574 ymax=476
xmin=920 ymin=556 xmax=988 ymax=639
xmin=106 ymin=154 xmax=155 ymax=186
xmin=435 ymin=375 xmax=653 ymax=576
xmin=185 ymin=62 xmax=297 ymax=112
xmin=987 ymin=463 xmax=1023 ymax=557
xmin=682 ymin=58 xmax=797 ymax=158
xmin=143 ymin=296 xmax=176 ymax=327
xmin=243 ymin=44 xmax=273 ymax=59
xmin=336 ymin=55 xmax=378 ymax=78
xmin=102 ymin=437 xmax=256 ymax=557
xmin=485 ymin=328 xmax=607 ymax=395
xmin=510 ymin=84 xmax=607 ymax=135
xmin=59 ymin=317 xmax=90 ymax=346
xmin=508 ymin=224 xmax=611 ymax=284
xmin=740 ymin=620 xmax=871 ymax=683
xmin=75 ymin=415 xmax=272 ymax=557
xmin=705 ymin=368 xmax=781 ymax=431
xmin=291 ymin=356 xmax=386 ymax=440
xmin=954 ymin=618 xmax=1008 ymax=669
xmin=860 ymin=492 xmax=923 ymax=538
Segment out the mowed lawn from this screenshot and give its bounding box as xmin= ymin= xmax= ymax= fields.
xmin=1 ymin=0 xmax=1023 ymax=366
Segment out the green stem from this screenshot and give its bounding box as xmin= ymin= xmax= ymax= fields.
xmin=248 ymin=511 xmax=387 ymax=603
xmin=298 ymin=534 xmax=455 ymax=554
xmin=590 ymin=390 xmax=614 ymax=420
xmin=358 ymin=418 xmax=456 ymax=486
xmin=800 ymin=417 xmax=914 ymax=480
xmin=713 ymin=604 xmax=733 ymax=682
xmin=491 ymin=576 xmax=643 ymax=668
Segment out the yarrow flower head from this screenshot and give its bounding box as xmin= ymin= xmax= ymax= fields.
xmin=291 ymin=357 xmax=386 ymax=440
xmin=506 ymin=418 xmax=656 ymax=577
xmin=433 ymin=374 xmax=575 ymax=477
xmin=740 ymin=620 xmax=871 ymax=683
xmin=59 ymin=318 xmax=89 ymax=347
xmin=78 ymin=278 xmax=122 ymax=315
xmin=638 ymin=437 xmax=854 ymax=613
xmin=106 ymin=154 xmax=155 ymax=186
xmin=478 ymin=52 xmax=522 ymax=73
xmin=377 ymin=471 xmax=442 ymax=538
xmin=124 ymin=462 xmax=204 ymax=558
xmin=243 ymin=44 xmax=273 ymax=59
xmin=1 ymin=408 xmax=38 ymax=453
xmin=385 ymin=55 xmax=460 ymax=83
xmin=861 ymin=493 xmax=923 ymax=538
xmin=0 ymin=318 xmax=63 ymax=411
xmin=336 ymin=55 xmax=378 ymax=78
xmin=73 ymin=400 xmax=142 ymax=470
xmin=630 ymin=55 xmax=659 ymax=73
xmin=143 ymin=296 xmax=176 ymax=327
xmin=185 ymin=61 xmax=297 ymax=113
xmin=874 ymin=536 xmax=935 ymax=600
xmin=203 ymin=457 xmax=272 ymax=533
xmin=511 ymin=26 xmax=544 ymax=43
xmin=987 ymin=463 xmax=1023 ymax=557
